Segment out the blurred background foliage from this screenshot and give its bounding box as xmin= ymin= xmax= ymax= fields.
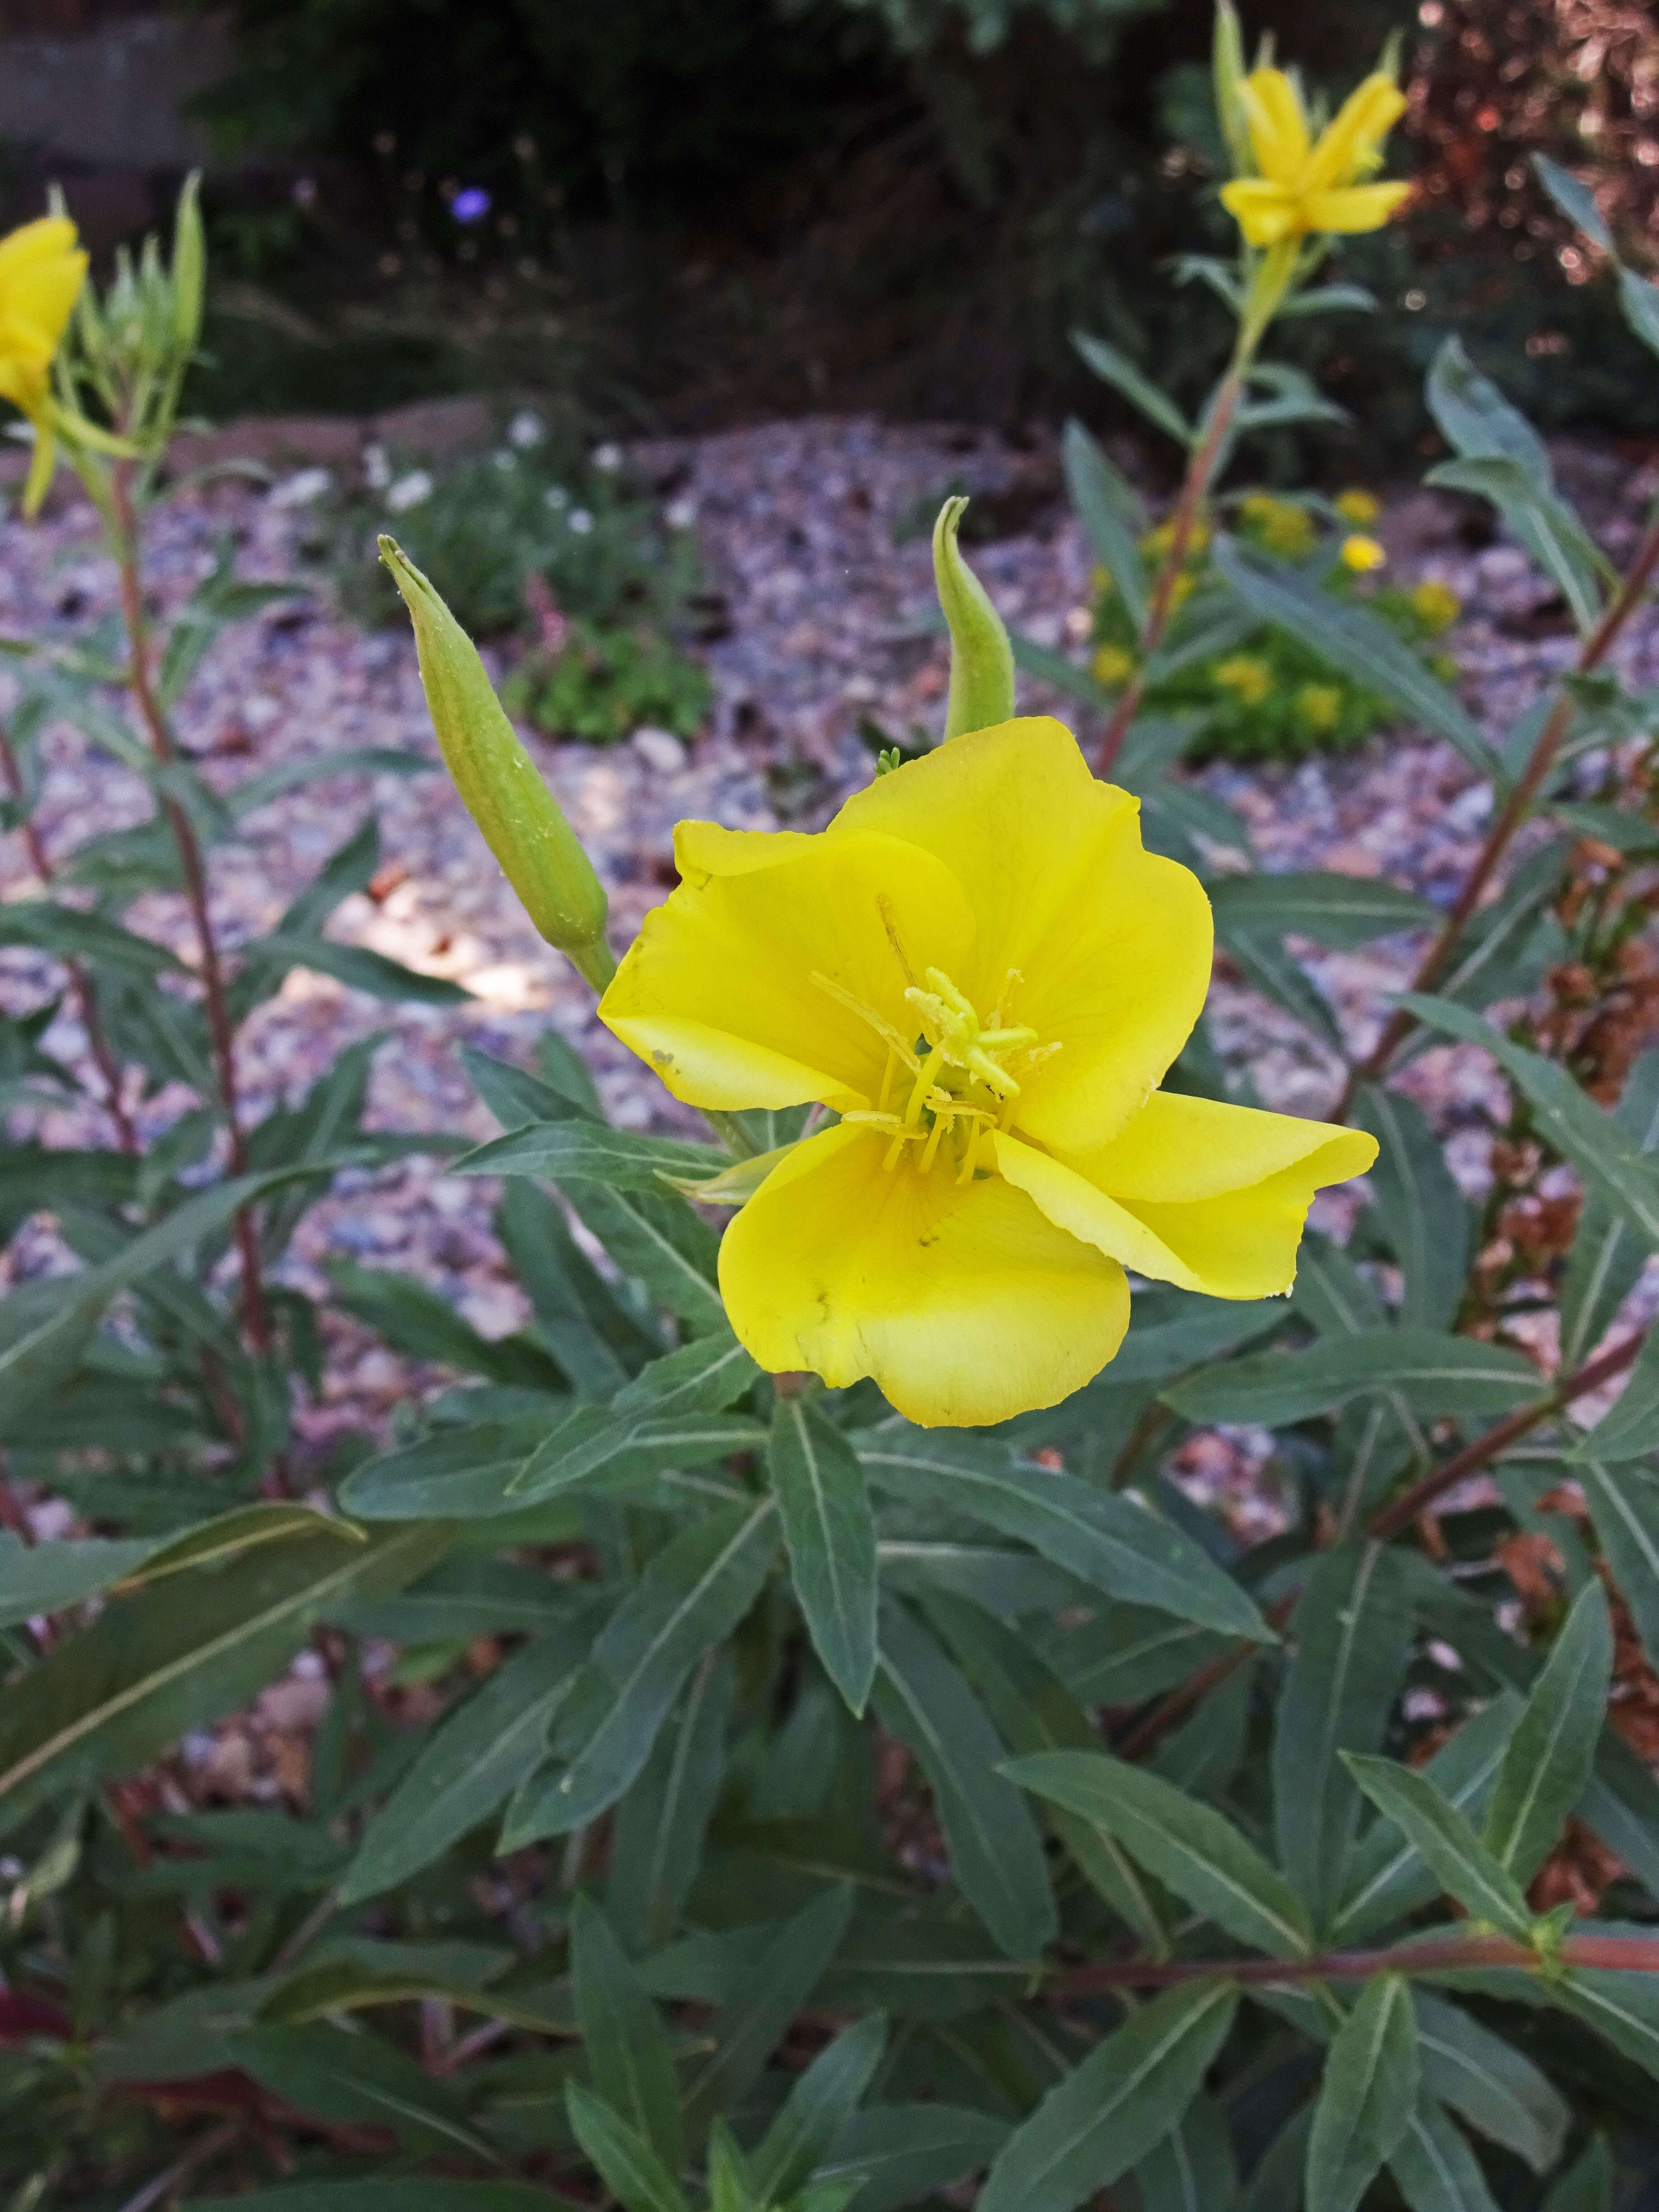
xmin=4 ymin=0 xmax=1659 ymax=451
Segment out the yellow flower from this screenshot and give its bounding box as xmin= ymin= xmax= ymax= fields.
xmin=600 ymin=720 xmax=1374 ymax=1425
xmin=1091 ymin=644 xmax=1135 ymax=687
xmin=1411 ymin=578 xmax=1461 ymax=632
xmin=1141 ymin=521 xmax=1176 ymax=561
xmin=1295 ymin=683 xmax=1343 ymax=732
xmin=1335 ymin=488 xmax=1379 ymax=525
xmin=0 ymin=215 xmax=87 ymax=514
xmin=1340 ymin=533 xmax=1387 ymax=574
xmin=1090 ymin=564 xmax=1113 ymax=598
xmin=1220 ymin=70 xmax=1411 ymax=248
xmin=1238 ymin=493 xmax=1314 ymax=558
xmin=1168 ymin=571 xmax=1195 ymax=611
xmin=1213 ymin=655 xmax=1274 ymax=705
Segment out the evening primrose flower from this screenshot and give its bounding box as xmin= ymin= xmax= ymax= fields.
xmin=0 ymin=215 xmax=87 ymax=514
xmin=1340 ymin=533 xmax=1387 ymax=574
xmin=1220 ymin=70 xmax=1411 ymax=248
xmin=600 ymin=719 xmax=1374 ymax=1425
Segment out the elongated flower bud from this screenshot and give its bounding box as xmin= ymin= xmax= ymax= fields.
xmin=1212 ymin=0 xmax=1251 ymax=175
xmin=171 ymin=172 xmax=205 ymax=359
xmin=380 ymin=537 xmax=613 ymax=990
xmin=933 ymin=496 xmax=1015 ymax=741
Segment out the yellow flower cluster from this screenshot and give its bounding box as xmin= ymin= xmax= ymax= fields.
xmin=1295 ymin=683 xmax=1343 ymax=733
xmin=601 ymin=720 xmax=1374 ymax=1425
xmin=1411 ymin=578 xmax=1462 ymax=632
xmin=1237 ymin=493 xmax=1314 ymax=558
xmin=1334 ymin=488 xmax=1380 ymax=525
xmin=1340 ymin=534 xmax=1387 ymax=574
xmin=1213 ymin=655 xmax=1274 ymax=705
xmin=1220 ymin=69 xmax=1411 ymax=248
xmin=1091 ymin=643 xmax=1136 ymax=688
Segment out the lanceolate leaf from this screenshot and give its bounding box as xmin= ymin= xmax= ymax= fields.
xmin=812 ymin=2104 xmax=1010 ymax=2212
xmin=1062 ymin=416 xmax=1148 ymax=627
xmin=1307 ymin=1978 xmax=1420 ymax=2212
xmin=1542 ymin=2136 xmax=1614 ymax=2212
xmin=748 ymin=2011 xmax=889 ymax=2203
xmin=1209 ymin=873 xmax=1437 ymax=948
xmin=1351 ymin=1087 xmax=1472 ymax=1332
xmin=975 ymin=1983 xmax=1238 ymax=2212
xmin=571 ymin=1894 xmax=682 ymax=2172
xmin=1165 ymin=1331 xmax=1542 ymax=1428
xmin=230 ymin=2023 xmax=497 ymax=2162
xmin=1007 ymin=1748 xmax=1313 ymax=1958
xmin=1072 ymin=329 xmax=1194 ymax=445
xmin=873 ymin=1599 xmax=1057 ymax=1959
xmin=0 ymin=1522 xmax=447 ymax=1832
xmin=769 ymin=1397 xmax=879 ymax=1714
xmin=1559 ymin=1053 xmax=1659 ymax=1369
xmin=564 ymin=2083 xmax=689 ymax=2212
xmin=680 ymin=1884 xmax=853 ymax=2141
xmin=457 ymin=1118 xmax=728 ymax=1188
xmin=505 ymin=1498 xmax=778 ymax=1841
xmin=1554 ymin=1966 xmax=1659 ymax=2083
xmin=1482 ymin=1579 xmax=1612 ymax=1881
xmin=1342 ymin=1756 xmax=1532 ymax=1938
xmin=1274 ymin=1542 xmax=1414 ymax=1930
xmin=1413 ymin=1991 xmax=1569 ymax=2175
xmin=606 ymin=1649 xmax=734 ymax=1952
xmin=1579 ymin=1458 xmax=1659 ymax=1668
xmin=1571 ymin=1329 xmax=1659 ymax=1461
xmin=858 ymin=1432 xmax=1269 ymax=1640
xmin=1387 ymin=2096 xmax=1503 ymax=2212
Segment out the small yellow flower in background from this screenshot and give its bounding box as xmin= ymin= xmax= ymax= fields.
xmin=1090 ymin=563 xmax=1113 ymax=598
xmin=0 ymin=214 xmax=87 ymax=514
xmin=1411 ymin=578 xmax=1462 ymax=631
xmin=1296 ymin=683 xmax=1343 ymax=733
xmin=1238 ymin=492 xmax=1315 ymax=558
xmin=1340 ymin=533 xmax=1387 ymax=574
xmin=1168 ymin=571 xmax=1195 ymax=611
xmin=1213 ymin=654 xmax=1274 ymax=705
xmin=1141 ymin=520 xmax=1176 ymax=561
xmin=1091 ymin=643 xmax=1135 ymax=687
xmin=1335 ymin=488 xmax=1380 ymax=525
xmin=1220 ymin=69 xmax=1411 ymax=248
xmin=600 ymin=720 xmax=1374 ymax=1425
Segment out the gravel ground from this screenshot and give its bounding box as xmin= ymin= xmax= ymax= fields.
xmin=3 ymin=413 xmax=1658 ymax=1468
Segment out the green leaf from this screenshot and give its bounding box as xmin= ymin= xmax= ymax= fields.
xmin=1572 ymin=1328 xmax=1659 ymax=1461
xmin=0 ymin=899 xmax=184 ymax=977
xmin=340 ymin=1416 xmax=560 ymax=1521
xmin=813 ymin=2104 xmax=1009 ymax=2212
xmin=505 ymin=1498 xmax=778 ymax=1840
xmin=1397 ymin=995 xmax=1659 ymax=1250
xmin=1007 ymin=1747 xmax=1312 ymax=1958
xmin=1209 ymin=873 xmax=1437 ymax=949
xmin=0 ymin=1532 xmax=156 ymax=1629
xmin=1579 ymin=1459 xmax=1659 ymax=1668
xmin=858 ymin=1431 xmax=1269 ymax=1640
xmin=976 ymin=1982 xmax=1238 ymax=2212
xmin=1413 ymin=1991 xmax=1568 ymax=2175
xmin=1428 ymin=456 xmax=1604 ymax=633
xmin=194 ymin=2191 xmax=547 ymax=2212
xmin=1352 ymin=1087 xmax=1472 ymax=1331
xmin=1164 ymin=1331 xmax=1542 ymax=1428
xmin=0 ymin=1520 xmax=446 ymax=1832
xmin=1425 ymin=336 xmax=1551 ymax=481
xmin=681 ymin=1884 xmax=853 ymax=2142
xmin=1617 ymin=264 xmax=1659 ymax=358
xmin=253 ymin=933 xmax=472 ymax=1005
xmin=339 ymin=1614 xmax=600 ymax=1903
xmin=509 ymin=1402 xmax=764 ymax=1504
xmin=327 ymin=1260 xmax=562 ymax=1389
xmin=614 ymin=1328 xmax=759 ymax=1419
xmin=1214 ymin=538 xmax=1495 ymax=771
xmin=572 ymin=1894 xmax=682 ymax=2173
xmin=566 ymin=1182 xmax=725 ymax=1333
xmin=1274 ymin=1543 xmax=1414 ymax=1930
xmin=1555 ymin=1967 xmax=1659 ymax=2082
xmin=1132 ymin=2095 xmax=1237 ymax=2212
xmin=1341 ymin=1756 xmax=1532 ymax=1937
xmin=1532 ymin=156 xmax=1612 ymax=252
xmin=1072 ymin=329 xmax=1193 ymax=445
xmin=1542 ymin=2136 xmax=1613 ymax=2212
xmin=1387 ymin=2097 xmax=1502 ymax=2212
xmin=1214 ymin=923 xmax=1344 ymax=1048
xmin=1307 ymin=1977 xmax=1420 ymax=2212
xmin=872 ymin=1599 xmax=1056 ymax=1958
xmin=749 ymin=2012 xmax=888 ymax=2204
xmin=458 ymin=1118 xmax=728 ymax=1188
xmin=230 ymin=2022 xmax=500 ymax=2161
xmin=1483 ymin=1579 xmax=1612 ymax=1880
xmin=606 ymin=1650 xmax=733 ymax=1951
xmin=1562 ymin=1053 xmax=1659 ymax=1368
xmin=344 ymin=1555 xmax=584 ymax=1641
xmin=227 ymin=744 xmax=435 ymax=818
xmin=769 ymin=1398 xmax=879 ymax=1714
xmin=1062 ymin=417 xmax=1147 ymax=627
xmin=565 ymin=2082 xmax=690 ymax=2212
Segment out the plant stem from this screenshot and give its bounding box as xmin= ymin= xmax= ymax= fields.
xmin=0 ymin=718 xmax=138 ymax=1155
xmin=1096 ymin=367 xmax=1245 ymax=778
xmin=108 ymin=463 xmax=270 ymax=1351
xmin=1047 ymin=1927 xmax=1659 ymax=1999
xmin=1335 ymin=505 xmax=1659 ymax=1115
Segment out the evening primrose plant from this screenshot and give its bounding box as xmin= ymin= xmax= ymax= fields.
xmin=16 ymin=118 xmax=1659 ymax=2212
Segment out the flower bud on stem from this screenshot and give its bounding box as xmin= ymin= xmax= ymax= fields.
xmin=933 ymin=496 xmax=1016 ymax=740
xmin=381 ymin=537 xmax=614 ymax=993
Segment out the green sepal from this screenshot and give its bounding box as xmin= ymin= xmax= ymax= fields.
xmin=933 ymin=497 xmax=1016 ymax=741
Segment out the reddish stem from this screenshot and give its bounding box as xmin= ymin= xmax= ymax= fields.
xmin=1049 ymin=1928 xmax=1659 ymax=1999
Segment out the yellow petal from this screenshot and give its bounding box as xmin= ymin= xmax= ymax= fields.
xmin=1219 ymin=178 xmax=1303 ymax=246
xmin=600 ymin=829 xmax=976 ymax=1115
xmin=1300 ymin=182 xmax=1412 ymax=235
xmin=996 ymin=1100 xmax=1378 ymax=1299
xmin=1240 ymin=69 xmax=1310 ymax=185
xmin=719 ymin=1122 xmax=1130 ymax=1427
xmin=0 ymin=217 xmax=85 ymax=365
xmin=833 ymin=718 xmax=1213 ymax=1155
xmin=1306 ymin=74 xmax=1406 ymax=191
xmin=674 ymin=818 xmax=820 ymax=882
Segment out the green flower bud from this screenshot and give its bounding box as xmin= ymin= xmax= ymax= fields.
xmin=1212 ymin=0 xmax=1251 ymax=175
xmin=932 ymin=496 xmax=1015 ymax=741
xmin=170 ymin=172 xmax=205 ymax=361
xmin=380 ymin=537 xmax=614 ymax=990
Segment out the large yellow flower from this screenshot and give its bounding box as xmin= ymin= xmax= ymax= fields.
xmin=0 ymin=216 xmax=87 ymax=512
xmin=1220 ymin=70 xmax=1410 ymax=248
xmin=601 ymin=720 xmax=1375 ymax=1426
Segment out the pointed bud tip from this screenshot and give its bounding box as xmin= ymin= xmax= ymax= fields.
xmin=932 ymin=496 xmax=1015 ymax=743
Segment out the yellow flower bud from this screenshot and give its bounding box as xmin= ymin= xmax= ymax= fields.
xmin=933 ymin=497 xmax=1016 ymax=742
xmin=380 ymin=537 xmax=613 ymax=990
xmin=1340 ymin=534 xmax=1387 ymax=574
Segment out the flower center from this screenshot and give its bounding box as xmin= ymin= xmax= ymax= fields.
xmin=813 ymin=937 xmax=1060 ymax=1182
